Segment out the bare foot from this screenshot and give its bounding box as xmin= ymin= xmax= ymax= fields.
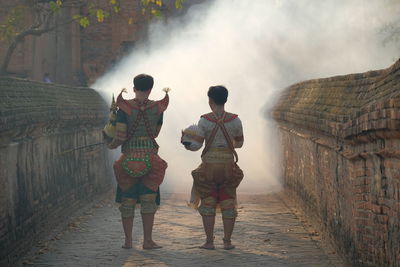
xmin=122 ymin=238 xmax=132 ymax=249
xmin=223 ymin=239 xmax=235 ymax=250
xmin=199 ymin=242 xmax=215 ymax=250
xmin=143 ymin=240 xmax=162 ymax=250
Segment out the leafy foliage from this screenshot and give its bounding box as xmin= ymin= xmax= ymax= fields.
xmin=49 ymin=0 xmax=63 ymax=13
xmin=141 ymin=0 xmax=184 ymax=18
xmin=69 ymin=0 xmax=186 ymax=28
xmin=0 ymin=0 xmax=186 ymax=74
xmin=0 ymin=0 xmax=186 ymax=38
xmin=0 ymin=5 xmax=27 ymax=41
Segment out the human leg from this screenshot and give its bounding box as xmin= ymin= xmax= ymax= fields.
xmin=141 ymin=213 xmax=162 ymax=249
xmin=200 ymin=215 xmax=216 ymax=249
xmin=121 ymin=218 xmax=133 ymax=249
xmin=119 ymin=198 xmax=137 ymax=248
xmin=198 ymin=196 xmax=217 ymax=249
xmin=140 ymin=193 xmax=161 ymax=249
xmin=220 ymin=193 xmax=237 ymax=250
xmin=222 ymin=217 xmax=236 ymax=250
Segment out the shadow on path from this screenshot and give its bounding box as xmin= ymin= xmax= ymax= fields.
xmin=19 ymin=192 xmax=345 ymax=267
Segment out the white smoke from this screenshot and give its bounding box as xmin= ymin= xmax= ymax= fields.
xmin=93 ymin=0 xmax=400 ymax=194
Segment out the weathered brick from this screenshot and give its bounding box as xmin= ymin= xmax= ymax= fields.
xmin=353 ymin=185 xmax=371 ymax=194
xmin=355 ymin=210 xmax=370 ymax=219
xmin=0 ymin=78 xmax=113 ymax=266
xmin=274 ymin=59 xmax=400 ymax=266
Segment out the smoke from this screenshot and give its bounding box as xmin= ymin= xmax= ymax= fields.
xmin=93 ymin=0 xmax=400 ymax=194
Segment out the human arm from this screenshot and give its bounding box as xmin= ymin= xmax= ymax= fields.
xmin=232 ymin=117 xmax=244 ymax=148
xmin=181 ymin=120 xmax=205 ymax=151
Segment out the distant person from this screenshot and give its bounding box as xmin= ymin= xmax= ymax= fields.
xmin=42 ymin=73 xmax=52 ymax=83
xmin=103 ymin=74 xmax=169 ymax=249
xmin=181 ymin=85 xmax=244 ymax=250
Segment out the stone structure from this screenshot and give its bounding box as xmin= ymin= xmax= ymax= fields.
xmin=80 ymin=0 xmax=147 ymax=85
xmin=0 ymin=0 xmax=206 ymax=86
xmin=0 ymin=1 xmax=82 ymax=85
xmin=273 ymin=59 xmax=400 ymax=266
xmin=0 ymin=77 xmax=113 ymax=266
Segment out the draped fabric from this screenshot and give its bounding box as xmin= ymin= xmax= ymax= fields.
xmin=104 ymin=92 xmax=169 ymax=203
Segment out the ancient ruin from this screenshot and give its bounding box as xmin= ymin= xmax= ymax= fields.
xmin=273 ymin=59 xmax=400 ymax=266
xmin=0 ymin=77 xmax=113 ymax=265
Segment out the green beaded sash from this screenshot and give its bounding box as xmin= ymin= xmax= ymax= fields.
xmin=122 ymin=153 xmax=152 ymax=177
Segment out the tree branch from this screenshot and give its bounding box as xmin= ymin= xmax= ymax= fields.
xmin=0 ymin=15 xmax=75 ymax=76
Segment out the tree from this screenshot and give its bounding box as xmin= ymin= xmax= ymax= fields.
xmin=0 ymin=0 xmax=185 ymax=76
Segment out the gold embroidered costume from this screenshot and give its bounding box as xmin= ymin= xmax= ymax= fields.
xmin=186 ymin=112 xmax=244 ymax=219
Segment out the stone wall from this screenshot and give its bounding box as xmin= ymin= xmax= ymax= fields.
xmin=80 ymin=0 xmax=207 ymax=85
xmin=0 ymin=78 xmax=113 ymax=266
xmin=0 ymin=0 xmax=207 ymax=86
xmin=273 ymin=59 xmax=400 ymax=266
xmin=0 ymin=1 xmax=81 ymax=85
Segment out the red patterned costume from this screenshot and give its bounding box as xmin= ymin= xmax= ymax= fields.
xmin=104 ymin=90 xmax=169 ymax=216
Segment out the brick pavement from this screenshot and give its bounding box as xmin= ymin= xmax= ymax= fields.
xmin=18 ymin=192 xmax=345 ymax=267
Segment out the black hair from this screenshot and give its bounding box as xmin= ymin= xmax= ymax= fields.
xmin=133 ymin=74 xmax=154 ymax=91
xmin=207 ymin=85 xmax=228 ymax=105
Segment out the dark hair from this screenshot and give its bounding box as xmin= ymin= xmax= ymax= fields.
xmin=133 ymin=74 xmax=154 ymax=91
xmin=207 ymin=85 xmax=228 ymax=105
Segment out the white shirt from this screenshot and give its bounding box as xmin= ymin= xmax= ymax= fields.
xmin=189 ymin=113 xmax=243 ymax=151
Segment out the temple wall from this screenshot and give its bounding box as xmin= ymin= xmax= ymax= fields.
xmin=0 ymin=0 xmax=206 ymax=86
xmin=0 ymin=78 xmax=113 ymax=266
xmin=273 ymin=59 xmax=400 ymax=266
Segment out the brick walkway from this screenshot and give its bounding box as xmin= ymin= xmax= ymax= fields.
xmin=19 ymin=193 xmax=345 ymax=267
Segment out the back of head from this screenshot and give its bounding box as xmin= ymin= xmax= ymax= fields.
xmin=208 ymin=85 xmax=228 ymax=105
xmin=133 ymin=74 xmax=154 ymax=91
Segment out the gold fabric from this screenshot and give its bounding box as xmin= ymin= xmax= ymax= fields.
xmin=192 ymin=160 xmax=243 ymax=199
xmin=119 ymin=198 xmax=137 ymax=218
xmin=220 ymin=199 xmax=237 ymax=218
xmin=140 ymin=194 xmax=158 ymax=214
xmin=191 ymin=149 xmax=243 ymax=219
xmin=103 ymin=123 xmax=116 ymax=138
xmin=115 ymin=122 xmax=128 ymax=141
xmin=118 ymin=194 xmax=158 ymax=217
xmin=201 ymin=148 xmax=234 ymax=163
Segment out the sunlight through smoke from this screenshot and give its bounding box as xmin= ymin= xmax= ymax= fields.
xmin=93 ymin=0 xmax=399 ymax=194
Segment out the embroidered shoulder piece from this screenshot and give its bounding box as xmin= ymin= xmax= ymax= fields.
xmin=201 ymin=112 xmax=238 ymax=123
xmin=117 ymin=90 xmax=169 ymax=115
xmin=116 ymin=91 xmax=133 ymax=115
xmin=157 ymin=93 xmax=169 ymax=114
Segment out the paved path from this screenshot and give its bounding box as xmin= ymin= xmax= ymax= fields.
xmin=20 ymin=193 xmax=345 ymax=266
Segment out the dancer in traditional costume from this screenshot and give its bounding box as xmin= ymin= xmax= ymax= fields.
xmin=103 ymin=74 xmax=169 ymax=249
xmin=182 ymin=85 xmax=244 ymax=250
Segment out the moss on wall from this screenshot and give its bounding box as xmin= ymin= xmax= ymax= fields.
xmin=0 ymin=77 xmax=113 ymax=266
xmin=273 ymin=59 xmax=400 ymax=266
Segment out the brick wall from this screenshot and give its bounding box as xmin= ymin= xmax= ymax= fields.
xmin=0 ymin=78 xmax=113 ymax=266
xmin=0 ymin=1 xmax=81 ymax=85
xmin=273 ymin=60 xmax=400 ymax=266
xmin=80 ymin=0 xmax=207 ymax=85
xmin=0 ymin=0 xmax=207 ymax=86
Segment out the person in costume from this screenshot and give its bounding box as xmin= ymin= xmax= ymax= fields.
xmin=103 ymin=74 xmax=169 ymax=249
xmin=182 ymin=85 xmax=244 ymax=250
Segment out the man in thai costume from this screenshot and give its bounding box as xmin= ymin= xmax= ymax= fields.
xmin=182 ymin=85 xmax=244 ymax=250
xmin=103 ymin=74 xmax=169 ymax=249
